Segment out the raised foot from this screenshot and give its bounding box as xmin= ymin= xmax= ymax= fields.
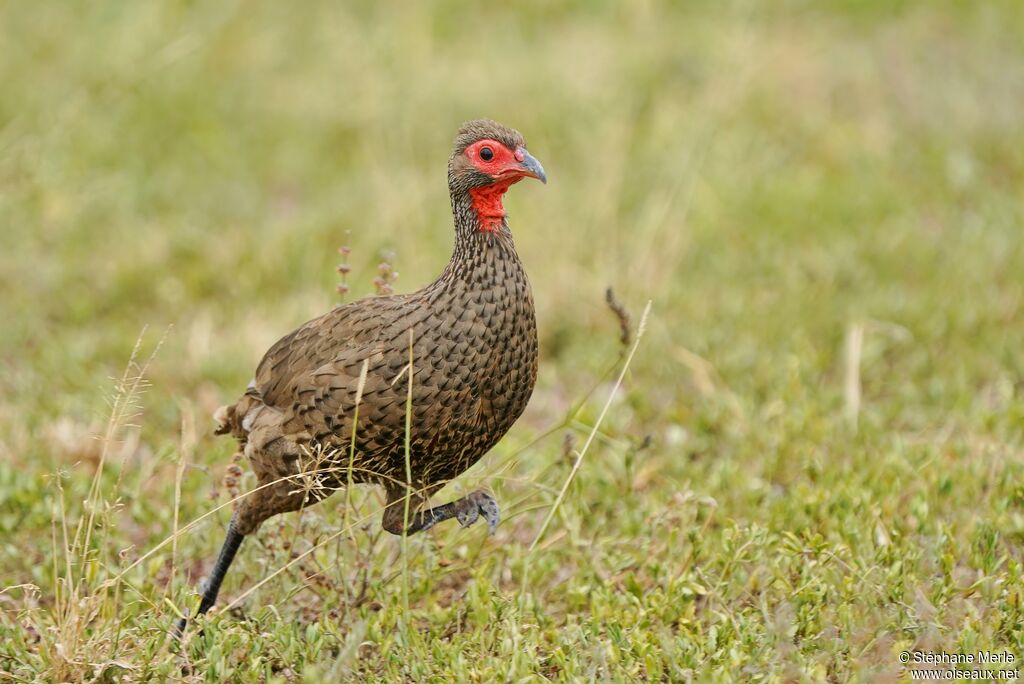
xmin=454 ymin=490 xmax=500 ymax=535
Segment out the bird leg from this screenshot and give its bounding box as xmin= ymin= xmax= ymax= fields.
xmin=381 ymin=487 xmax=500 ymax=536
xmin=174 ymin=517 xmax=245 ymax=636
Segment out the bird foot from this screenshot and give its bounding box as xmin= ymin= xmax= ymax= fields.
xmin=454 ymin=490 xmax=500 ymax=535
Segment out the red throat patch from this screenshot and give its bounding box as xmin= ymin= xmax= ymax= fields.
xmin=469 ymin=178 xmax=519 ymax=232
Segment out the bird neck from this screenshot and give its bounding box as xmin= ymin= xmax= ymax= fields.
xmin=450 ymin=188 xmax=517 ymax=243
xmin=467 ymin=179 xmax=517 ymax=233
xmin=442 ymin=190 xmax=521 ymax=284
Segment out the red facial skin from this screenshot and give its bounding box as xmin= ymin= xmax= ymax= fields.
xmin=465 ymin=139 xmax=530 ymax=233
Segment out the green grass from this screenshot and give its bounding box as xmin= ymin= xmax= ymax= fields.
xmin=2 ymin=1 xmax=1024 ymax=681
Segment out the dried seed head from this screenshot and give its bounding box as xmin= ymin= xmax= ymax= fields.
xmin=605 ymin=287 xmax=632 ymax=349
xmin=223 ymin=461 xmax=243 ymax=508
xmin=335 ymin=244 xmax=353 ymax=301
xmin=373 ymin=250 xmax=399 ymax=296
xmin=562 ymin=431 xmax=576 ymax=464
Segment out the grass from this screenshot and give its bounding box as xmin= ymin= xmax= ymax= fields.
xmin=2 ymin=0 xmax=1024 ymax=681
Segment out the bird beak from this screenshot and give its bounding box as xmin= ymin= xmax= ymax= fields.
xmin=516 ymin=149 xmax=547 ymax=184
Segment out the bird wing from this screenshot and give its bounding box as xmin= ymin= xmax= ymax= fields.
xmin=252 ymin=296 xmax=407 ymax=411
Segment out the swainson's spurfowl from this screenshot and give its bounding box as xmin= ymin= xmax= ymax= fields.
xmin=176 ymin=119 xmax=546 ymax=633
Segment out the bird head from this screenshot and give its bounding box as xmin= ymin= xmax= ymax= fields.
xmin=448 ymin=119 xmax=546 ymax=232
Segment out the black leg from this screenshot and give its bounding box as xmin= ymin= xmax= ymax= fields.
xmin=381 ymin=488 xmax=500 ymax=536
xmin=174 ymin=520 xmax=245 ymax=637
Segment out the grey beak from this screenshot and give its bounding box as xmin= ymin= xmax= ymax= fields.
xmin=519 ymin=150 xmax=547 ymax=184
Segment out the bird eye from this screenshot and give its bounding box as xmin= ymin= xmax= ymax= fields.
xmin=479 ymin=146 xmax=494 ymax=161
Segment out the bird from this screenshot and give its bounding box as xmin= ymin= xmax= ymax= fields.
xmin=176 ymin=119 xmax=546 ymax=634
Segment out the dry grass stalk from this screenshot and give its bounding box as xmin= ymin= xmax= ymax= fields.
xmin=529 ymin=301 xmax=652 ymax=553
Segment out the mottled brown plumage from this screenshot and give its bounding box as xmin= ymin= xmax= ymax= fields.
xmin=177 ymin=120 xmax=546 ymax=633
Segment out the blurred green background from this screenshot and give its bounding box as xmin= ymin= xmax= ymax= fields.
xmin=2 ymin=1 xmax=1023 ymax=680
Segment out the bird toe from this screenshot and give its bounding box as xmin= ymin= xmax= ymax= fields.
xmin=455 ymin=500 xmax=479 ymax=528
xmin=470 ymin=490 xmax=500 ymax=535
